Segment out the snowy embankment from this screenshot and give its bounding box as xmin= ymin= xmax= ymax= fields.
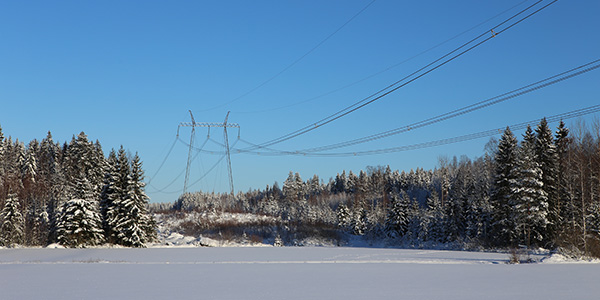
xmin=155 ymin=211 xmax=279 ymax=247
xmin=1 ymin=247 xmax=599 ymax=300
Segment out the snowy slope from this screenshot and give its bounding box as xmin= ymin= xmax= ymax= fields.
xmin=1 ymin=247 xmax=599 ymax=300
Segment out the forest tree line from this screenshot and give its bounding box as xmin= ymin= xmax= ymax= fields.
xmin=168 ymin=118 xmax=600 ymax=256
xmin=0 ymin=129 xmax=156 ymax=247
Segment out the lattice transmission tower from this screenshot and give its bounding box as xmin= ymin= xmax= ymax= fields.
xmin=178 ymin=110 xmax=239 ymax=195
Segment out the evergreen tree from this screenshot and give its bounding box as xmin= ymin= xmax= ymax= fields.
xmin=425 ymin=190 xmax=446 ymax=242
xmin=465 ymin=157 xmax=493 ymax=242
xmin=63 ymin=132 xmax=105 ymax=198
xmin=103 ymin=148 xmax=155 ymax=247
xmin=104 ymin=146 xmax=132 ymax=245
xmin=534 ymin=118 xmax=559 ymax=244
xmin=128 ymin=153 xmax=157 ymax=245
xmin=407 ymin=199 xmax=424 ymax=242
xmin=351 ymin=205 xmax=369 ymax=236
xmin=511 ymin=126 xmax=548 ymax=247
xmin=307 ymin=174 xmax=322 ymax=197
xmin=282 ymin=171 xmax=303 ymax=202
xmin=384 ymin=191 xmax=410 ymax=239
xmin=336 ymin=204 xmax=351 ymax=231
xmin=446 ymin=160 xmax=472 ymax=241
xmin=346 ymin=171 xmax=358 ymax=194
xmin=22 ymin=140 xmax=38 ymax=185
xmin=490 ymin=127 xmax=519 ymax=246
xmin=554 ymin=120 xmax=573 ymax=233
xmin=0 ymin=126 xmax=5 ymax=192
xmin=100 ymin=149 xmax=118 ymax=240
xmin=30 ymin=204 xmax=49 ymax=246
xmin=0 ymin=193 xmax=24 ymax=246
xmin=56 ymin=197 xmax=104 ymax=248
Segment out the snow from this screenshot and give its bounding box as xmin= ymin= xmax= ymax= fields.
xmin=1 ymin=247 xmax=598 ymax=299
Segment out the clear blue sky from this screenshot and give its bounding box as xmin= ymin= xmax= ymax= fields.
xmin=1 ymin=0 xmax=598 ymax=203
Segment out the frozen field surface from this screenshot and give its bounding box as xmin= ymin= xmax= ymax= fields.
xmin=0 ymin=247 xmax=598 ymax=299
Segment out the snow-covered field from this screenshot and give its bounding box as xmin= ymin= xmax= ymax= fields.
xmin=1 ymin=247 xmax=598 ymax=300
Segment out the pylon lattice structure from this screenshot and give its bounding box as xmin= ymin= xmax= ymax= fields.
xmin=178 ymin=110 xmax=240 ymax=195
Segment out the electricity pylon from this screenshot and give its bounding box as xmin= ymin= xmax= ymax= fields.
xmin=178 ymin=110 xmax=239 ymax=195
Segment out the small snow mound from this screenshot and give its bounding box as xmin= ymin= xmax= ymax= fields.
xmin=197 ymin=236 xmax=220 ymax=247
xmin=46 ymin=243 xmax=65 ymax=249
xmin=542 ymin=253 xmax=600 ymax=264
xmin=163 ymin=232 xmax=199 ymax=246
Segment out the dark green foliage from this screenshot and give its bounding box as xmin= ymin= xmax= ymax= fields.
xmin=535 ymin=118 xmax=559 ymax=245
xmin=0 ymin=193 xmax=24 ymax=246
xmin=384 ymin=192 xmax=410 ymax=239
xmin=511 ymin=125 xmax=548 ymax=247
xmin=0 ymin=126 xmax=156 ymax=248
xmin=104 ymin=148 xmax=156 ymax=247
xmin=56 ymin=198 xmax=104 ymax=247
xmin=490 ymin=127 xmax=519 ymax=246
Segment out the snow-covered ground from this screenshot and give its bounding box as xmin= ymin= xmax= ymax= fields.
xmin=1 ymin=247 xmax=598 ymax=300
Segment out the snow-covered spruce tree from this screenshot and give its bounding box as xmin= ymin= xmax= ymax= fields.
xmin=445 ymin=159 xmax=473 ymax=242
xmin=30 ymin=204 xmax=50 ymax=246
xmin=282 ymin=171 xmax=304 ymax=202
xmin=56 ymin=176 xmax=104 ymax=247
xmin=104 ymin=147 xmax=132 ymax=245
xmin=0 ymin=193 xmax=25 ymax=246
xmin=331 ymin=171 xmax=348 ymax=194
xmin=534 ymin=118 xmax=559 ymax=245
xmin=103 ymin=148 xmax=155 ymax=247
xmin=128 ymin=153 xmax=157 ymax=244
xmin=63 ymin=132 xmax=105 ymax=198
xmin=490 ymin=127 xmax=519 ymax=247
xmin=0 ymin=125 xmax=5 ymax=181
xmin=511 ymin=126 xmax=548 ymax=247
xmin=56 ymin=199 xmax=104 ymax=247
xmin=336 ymin=204 xmax=351 ymax=231
xmin=21 ymin=140 xmax=38 ymax=187
xmin=346 ymin=171 xmax=358 ymax=194
xmin=425 ymin=190 xmax=446 ymax=243
xmin=465 ymin=157 xmax=493 ymax=243
xmin=554 ymin=120 xmax=573 ymax=235
xmin=384 ymin=191 xmax=410 ymax=239
xmin=351 ymin=205 xmax=369 ymax=236
xmin=100 ymin=148 xmax=118 ymax=241
xmin=407 ymin=199 xmax=425 ymax=243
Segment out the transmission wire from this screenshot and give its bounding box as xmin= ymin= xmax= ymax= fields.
xmin=249 ymin=0 xmax=555 ymax=149
xmin=198 ymin=0 xmax=377 ymax=112
xmin=234 ymin=0 xmax=531 ymax=114
xmin=298 ymin=59 xmax=600 ymax=153
xmin=232 ymin=105 xmax=600 ymax=157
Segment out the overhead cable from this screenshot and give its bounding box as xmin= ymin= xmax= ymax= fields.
xmin=234 ymin=0 xmax=531 ymax=114
xmin=198 ymin=0 xmax=377 ymax=112
xmin=298 ymin=58 xmax=600 ymax=153
xmin=249 ymin=0 xmax=556 ymax=149
xmin=233 ymin=105 xmax=600 ymax=157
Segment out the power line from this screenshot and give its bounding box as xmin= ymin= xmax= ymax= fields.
xmin=198 ymin=0 xmax=377 ymax=113
xmin=147 ymin=135 xmax=178 ymax=185
xmin=147 ymin=137 xmax=210 ymax=194
xmin=234 ymin=0 xmax=531 ymax=114
xmin=297 ymin=58 xmax=600 ymax=153
xmin=249 ymin=0 xmax=556 ymax=149
xmin=181 ymin=55 xmax=598 ymax=157
xmin=232 ymin=105 xmax=600 ymax=157
xmin=186 ymin=139 xmax=240 ymax=190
